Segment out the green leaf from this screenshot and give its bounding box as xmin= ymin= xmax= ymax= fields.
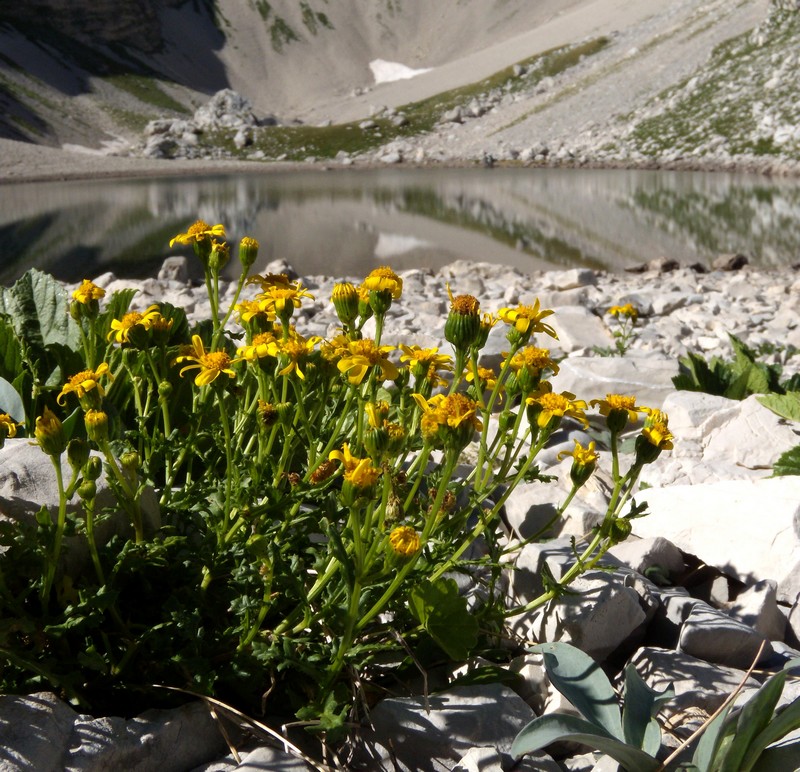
xmin=752 ymin=742 xmax=800 ymax=772
xmin=0 ymin=316 xmax=24 ymax=385
xmin=621 ymin=663 xmax=674 ymax=754
xmin=757 ymin=393 xmax=800 ymax=422
xmin=511 ymin=713 xmax=660 ymax=771
xmin=408 ymin=577 xmax=478 ymax=661
xmin=691 ymin=703 xmax=737 ymax=771
xmin=772 ymin=445 xmax=800 ymax=477
xmin=534 ymin=642 xmax=624 ymax=740
xmin=719 ymin=671 xmax=786 ymax=772
xmin=740 ymin=689 xmax=800 ymax=770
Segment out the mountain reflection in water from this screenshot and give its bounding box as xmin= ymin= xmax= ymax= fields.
xmin=1 ymin=167 xmax=798 ymax=285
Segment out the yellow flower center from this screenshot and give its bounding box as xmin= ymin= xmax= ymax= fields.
xmin=188 ymin=220 xmax=212 ymax=237
xmin=203 ymin=351 xmax=232 ymax=371
xmin=119 ymin=311 xmax=143 ymax=329
xmin=451 ymin=294 xmax=480 ymax=316
xmin=606 ymin=395 xmax=637 ymax=411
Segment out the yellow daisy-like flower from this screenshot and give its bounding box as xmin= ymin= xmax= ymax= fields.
xmin=237 ymin=330 xmax=279 ymax=362
xmin=107 ymin=305 xmax=162 ymax=344
xmin=337 ymin=339 xmax=399 ymax=385
xmin=0 ymin=413 xmax=20 ymax=442
xmin=526 ymin=384 xmax=588 ymax=430
xmin=399 ymin=344 xmax=453 ymax=382
xmin=35 ymin=406 xmax=66 ymax=457
xmin=320 ymin=334 xmax=352 ymax=364
xmin=465 ymin=365 xmax=499 ymax=392
xmin=363 ymin=266 xmax=403 ymax=299
xmin=497 ymin=299 xmax=558 ymax=340
xmin=235 ymin=299 xmax=275 ymax=326
xmin=174 ymin=334 xmax=238 ymax=387
xmin=507 ymin=347 xmax=560 ymax=377
xmin=57 ymin=363 xmax=113 ymax=406
xmin=365 ymin=400 xmax=390 ymax=428
xmin=273 ymin=335 xmax=321 ymax=380
xmin=557 ymin=439 xmax=599 ymax=487
xmin=609 ymin=303 xmax=639 ymax=321
xmin=169 ymin=220 xmax=226 ymax=248
xmin=72 ymin=279 xmax=105 ymax=305
xmin=412 ymin=392 xmax=482 ymax=449
xmin=389 ymin=525 xmax=421 ymax=558
xmin=257 ymin=282 xmax=315 ymax=317
xmin=328 ymin=443 xmax=381 ymax=489
xmin=591 ymin=394 xmax=645 ymax=432
xmin=641 ymin=408 xmax=674 ymax=451
xmin=247 ymin=272 xmax=293 ymax=291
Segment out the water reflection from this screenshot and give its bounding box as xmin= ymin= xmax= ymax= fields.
xmin=1 ymin=167 xmax=798 ymax=285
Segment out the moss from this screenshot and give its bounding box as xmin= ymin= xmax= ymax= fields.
xmin=270 ymin=17 xmax=299 ymax=52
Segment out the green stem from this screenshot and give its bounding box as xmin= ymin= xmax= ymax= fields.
xmin=40 ymin=456 xmax=68 ymax=604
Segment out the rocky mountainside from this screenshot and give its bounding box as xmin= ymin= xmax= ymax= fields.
xmin=0 ymin=0 xmax=797 ymax=171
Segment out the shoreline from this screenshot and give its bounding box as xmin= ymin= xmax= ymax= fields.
xmin=2 ymin=137 xmax=800 ymax=186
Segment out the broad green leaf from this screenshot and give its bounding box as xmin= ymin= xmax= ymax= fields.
xmin=621 ymin=663 xmax=674 ymax=754
xmin=719 ymin=671 xmax=786 ymax=772
xmin=772 ymin=445 xmax=800 ymax=477
xmin=757 ymin=393 xmax=800 ymax=423
xmin=534 ymin=642 xmax=624 ymax=740
xmin=740 ymin=691 xmax=800 ymax=770
xmin=511 ymin=713 xmax=660 ymax=771
xmin=0 ymin=377 xmax=24 ymax=423
xmin=0 ymin=316 xmax=24 ymax=384
xmin=0 ymin=268 xmax=81 ymax=352
xmin=408 ymin=577 xmax=478 ymax=661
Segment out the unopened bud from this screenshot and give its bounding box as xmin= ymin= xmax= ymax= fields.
xmin=67 ymin=438 xmax=90 ymax=472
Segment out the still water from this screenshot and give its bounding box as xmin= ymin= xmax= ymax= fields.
xmin=1 ymin=167 xmax=798 ymax=285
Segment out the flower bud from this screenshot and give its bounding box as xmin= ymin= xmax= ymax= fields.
xmin=444 ymin=292 xmax=481 ymax=352
xmin=67 ymin=438 xmax=90 ymax=472
xmin=120 ymin=450 xmax=140 ymax=474
xmin=83 ymin=456 xmax=103 ymax=481
xmin=332 ymin=282 xmax=359 ymax=326
xmin=158 ymin=381 xmax=173 ymax=401
xmin=208 ymin=241 xmax=230 ymax=272
xmin=238 ymin=236 xmax=259 ymax=270
xmin=84 ymin=409 xmax=109 ymax=444
xmin=35 ymin=407 xmax=66 ymax=457
xmin=77 ymin=479 xmax=97 ymax=501
xmin=609 ymin=517 xmax=632 ymax=545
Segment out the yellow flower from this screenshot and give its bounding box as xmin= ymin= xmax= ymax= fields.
xmin=257 ymin=282 xmax=315 ymax=318
xmin=412 ymin=392 xmax=482 ymax=449
xmin=526 ymin=384 xmax=588 ymax=430
xmin=107 ymin=305 xmax=162 ymax=344
xmin=591 ymin=394 xmax=645 ymax=432
xmin=389 ymin=525 xmax=420 ymax=558
xmin=235 ymin=299 xmax=275 ymax=326
xmin=72 ymin=279 xmax=105 ymax=305
xmin=558 ymin=440 xmax=599 ymax=488
xmin=609 ymin=303 xmax=639 ymax=321
xmin=320 ymin=334 xmax=352 ymax=364
xmin=497 ymin=299 xmax=558 ymax=340
xmin=507 ymin=347 xmax=559 ymax=377
xmin=0 ymin=413 xmax=20 ymax=442
xmin=237 ymin=330 xmax=279 ymax=362
xmin=84 ymin=408 xmax=109 ymax=443
xmin=641 ymin=408 xmax=674 ymax=451
xmin=399 ymin=344 xmax=453 ymax=382
xmin=365 ymin=401 xmax=390 ymax=428
xmin=57 ymin=363 xmax=113 ymax=407
xmin=169 ymin=220 xmax=226 ymax=248
xmin=273 ymin=335 xmax=321 ymax=380
xmin=363 ymin=266 xmax=403 ymax=299
xmin=174 ymin=334 xmax=238 ymax=387
xmin=465 ymin=365 xmax=499 ymax=392
xmin=337 ymin=339 xmax=399 ymax=385
xmin=328 ymin=443 xmax=381 ymax=490
xmin=247 ymin=272 xmax=293 ymax=291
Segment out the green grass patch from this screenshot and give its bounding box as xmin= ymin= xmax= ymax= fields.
xmin=104 ymin=74 xmax=189 ymax=114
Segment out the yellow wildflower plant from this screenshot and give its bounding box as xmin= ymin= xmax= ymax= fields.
xmin=72 ymin=279 xmax=105 ymax=305
xmin=57 ymin=363 xmax=113 ymax=408
xmin=107 ymin=305 xmax=163 ymax=345
xmin=257 ymin=281 xmax=315 ymax=318
xmin=505 ymin=346 xmax=559 ymax=393
xmin=398 ymin=344 xmax=453 ymax=383
xmin=169 ymin=220 xmax=225 ymax=248
xmin=590 ymin=394 xmax=645 ymax=433
xmin=0 ymin=413 xmax=20 ymax=444
xmin=363 ymin=266 xmax=403 ymax=299
xmin=525 ymin=383 xmax=588 ymax=433
xmin=557 ymin=439 xmax=599 ymax=487
xmin=235 ymin=298 xmax=275 ymax=326
xmin=237 ymin=330 xmax=279 ymax=362
xmin=273 ymin=335 xmax=321 ymax=380
xmin=389 ymin=525 xmax=421 ymax=558
xmin=175 ymin=334 xmax=238 ymax=387
xmin=336 ymin=338 xmax=399 ymax=386
xmin=497 ymin=299 xmax=558 ymax=342
xmin=413 ymin=392 xmax=482 ymax=451
xmin=34 ymin=406 xmax=66 ymax=457
xmin=608 ymin=302 xmax=639 ymax=321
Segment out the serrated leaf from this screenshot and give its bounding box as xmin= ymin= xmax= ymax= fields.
xmin=511 ymin=713 xmax=660 ymax=771
xmin=772 ymin=445 xmax=800 ymax=477
xmin=757 ymin=393 xmax=800 ymax=423
xmin=534 ymin=641 xmax=624 ymax=740
xmin=408 ymin=577 xmax=478 ymax=661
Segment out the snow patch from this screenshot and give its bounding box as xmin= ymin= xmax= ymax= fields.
xmin=374 ymin=233 xmax=431 ymax=258
xmin=369 ymin=59 xmax=432 ymax=85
